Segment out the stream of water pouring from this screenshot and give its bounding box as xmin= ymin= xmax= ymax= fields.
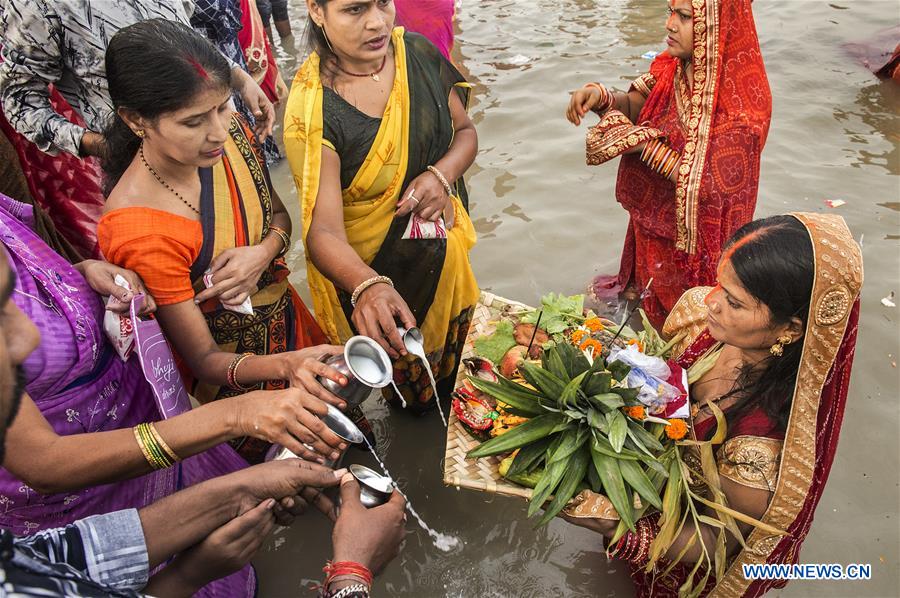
xmin=362 ymin=437 xmax=460 ymax=552
xmin=404 ymin=338 xmax=447 ymax=426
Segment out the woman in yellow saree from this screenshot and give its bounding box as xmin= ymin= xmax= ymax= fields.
xmin=285 ymin=1 xmax=479 ymax=414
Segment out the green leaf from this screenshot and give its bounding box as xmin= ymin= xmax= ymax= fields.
xmin=537 ymin=444 xmax=591 ymax=526
xmin=591 ymin=433 xmax=642 ymax=460
xmin=519 ymin=362 xmax=566 ymax=399
xmin=607 ymin=410 xmax=628 ymax=453
xmin=591 ymin=448 xmax=635 ymax=531
xmin=559 ymin=372 xmax=587 ymax=409
xmin=528 ymin=458 xmax=568 ymax=517
xmin=607 ymin=360 xmax=631 ymax=382
xmin=506 ymin=437 xmax=552 ymax=477
xmin=547 ymin=428 xmax=587 ymax=464
xmin=587 ymin=459 xmax=602 ymax=492
xmin=627 ymin=421 xmax=665 ymax=453
xmin=473 ymin=320 xmax=517 ymax=363
xmin=546 ymin=348 xmax=570 ymax=382
xmin=587 ymin=408 xmax=608 ymax=434
xmin=466 ymin=377 xmax=546 ymax=416
xmin=582 ymin=371 xmax=612 ymax=395
xmin=588 ymin=393 xmax=624 ymax=412
xmin=619 ymin=459 xmax=663 ymax=510
xmin=467 ymin=413 xmax=566 ymax=458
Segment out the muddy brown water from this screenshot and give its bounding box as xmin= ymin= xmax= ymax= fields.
xmin=253 ymin=1 xmax=900 ymax=596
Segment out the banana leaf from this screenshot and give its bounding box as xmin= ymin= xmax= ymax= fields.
xmin=506 ymin=436 xmax=552 ymax=477
xmin=590 ymin=448 xmax=635 ymax=531
xmin=466 ymin=377 xmax=546 ymax=416
xmin=619 ymin=459 xmax=663 ymax=510
xmin=606 ymin=410 xmax=628 ymax=453
xmin=519 ymin=362 xmax=566 ymax=398
xmin=538 ymin=444 xmax=591 ymax=526
xmin=467 ymin=413 xmax=567 ymax=458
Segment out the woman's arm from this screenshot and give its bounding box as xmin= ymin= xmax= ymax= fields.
xmin=1 ymin=387 xmax=347 ymax=494
xmin=306 ymin=148 xmax=415 ymax=358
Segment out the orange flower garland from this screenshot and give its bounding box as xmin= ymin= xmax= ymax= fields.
xmin=623 ymin=406 xmax=646 ymax=420
xmin=665 ymin=419 xmax=688 ymax=440
xmin=570 ymin=330 xmax=587 ymax=345
xmin=585 ymin=317 xmax=604 ymax=332
xmin=627 ymin=338 xmax=645 ymax=353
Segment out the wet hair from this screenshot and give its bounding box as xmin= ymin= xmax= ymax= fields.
xmin=304 ymin=1 xmax=337 ymax=62
xmin=101 ymin=19 xmax=231 ymax=192
xmin=718 ymin=215 xmax=814 ymax=434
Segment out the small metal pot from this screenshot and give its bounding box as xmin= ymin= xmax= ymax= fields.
xmin=396 ymin=326 xmax=425 ymax=355
xmin=318 ymin=336 xmax=393 ymax=409
xmin=349 ymin=464 xmax=393 ymax=508
xmin=321 ymin=404 xmax=366 ymax=444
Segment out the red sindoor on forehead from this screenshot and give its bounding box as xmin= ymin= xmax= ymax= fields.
xmin=718 ymin=230 xmax=765 ymax=275
xmin=184 ymin=55 xmax=209 ymax=80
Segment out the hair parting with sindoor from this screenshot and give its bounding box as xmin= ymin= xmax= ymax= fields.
xmin=101 ymin=19 xmax=231 ymax=193
xmin=717 ymin=215 xmax=814 ymax=434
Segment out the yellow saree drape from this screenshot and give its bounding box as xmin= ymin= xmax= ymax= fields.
xmin=284 ymin=28 xmax=478 ymax=399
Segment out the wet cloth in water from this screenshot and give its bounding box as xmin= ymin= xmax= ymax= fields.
xmin=98 ymin=115 xmax=328 ymax=463
xmin=0 ymin=192 xmax=255 ymax=596
xmin=284 ymin=28 xmax=479 ymax=413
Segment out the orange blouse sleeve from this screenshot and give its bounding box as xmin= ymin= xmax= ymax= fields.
xmin=97 ymin=208 xmax=203 ymax=306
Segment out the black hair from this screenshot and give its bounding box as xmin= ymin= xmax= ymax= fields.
xmin=101 ymin=19 xmax=231 ymax=192
xmin=304 ymin=0 xmax=337 ymax=63
xmin=718 ymin=215 xmax=814 ymax=434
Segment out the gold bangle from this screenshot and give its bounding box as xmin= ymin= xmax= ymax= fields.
xmin=267 ymin=225 xmax=291 ymax=257
xmin=134 ymin=424 xmax=172 ymax=470
xmin=149 ymin=422 xmax=181 ymax=463
xmin=227 ymin=352 xmax=255 ymax=391
xmin=426 ymin=165 xmax=453 ymax=197
xmin=350 ymin=275 xmax=394 ymax=307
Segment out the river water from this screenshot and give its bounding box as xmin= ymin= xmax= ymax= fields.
xmin=254 ymin=2 xmax=900 ymax=596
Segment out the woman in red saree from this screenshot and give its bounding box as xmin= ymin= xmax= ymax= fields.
xmin=567 ymin=0 xmax=771 ymax=328
xmin=561 ymin=213 xmax=863 ymax=597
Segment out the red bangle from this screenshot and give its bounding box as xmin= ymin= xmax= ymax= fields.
xmin=323 ymin=561 xmax=373 ymax=587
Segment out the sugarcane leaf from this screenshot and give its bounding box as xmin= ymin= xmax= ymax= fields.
xmin=507 ymin=437 xmax=553 ymax=477
xmin=467 ymin=413 xmax=566 ymax=458
xmin=619 ymin=459 xmax=663 ymax=510
xmin=650 ymin=455 xmax=684 ymax=563
xmin=688 ymin=491 xmax=786 ymax=536
xmin=519 ymin=362 xmax=566 ymax=399
xmin=590 ymin=448 xmax=635 ymax=531
xmin=537 ymin=444 xmax=591 ymax=526
xmin=607 ymin=410 xmax=628 ymax=453
xmin=466 ymin=377 xmax=546 ymax=416
xmin=697 ymin=515 xmax=726 ymax=529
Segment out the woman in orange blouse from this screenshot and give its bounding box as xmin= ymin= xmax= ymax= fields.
xmin=98 ymin=20 xmax=347 ymax=464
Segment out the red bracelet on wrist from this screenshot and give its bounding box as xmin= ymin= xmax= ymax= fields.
xmin=323 ymin=560 xmax=373 ymax=587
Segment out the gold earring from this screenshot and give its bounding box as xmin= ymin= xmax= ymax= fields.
xmin=769 ymin=335 xmax=792 ymax=357
xmin=135 ymin=129 xmax=145 ymax=138
xmin=319 ymin=24 xmax=335 ymax=54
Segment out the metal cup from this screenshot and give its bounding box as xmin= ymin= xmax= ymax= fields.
xmin=349 ymin=464 xmax=393 ymax=508
xmin=396 ymin=326 xmax=425 ymax=355
xmin=318 ymin=336 xmax=393 ymax=409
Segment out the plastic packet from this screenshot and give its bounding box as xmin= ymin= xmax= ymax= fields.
xmin=103 ymin=274 xmax=135 ymax=361
xmin=203 ymin=271 xmax=254 ymax=315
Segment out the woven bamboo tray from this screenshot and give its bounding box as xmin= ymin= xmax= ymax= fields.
xmin=443 ymin=291 xmax=537 ymax=500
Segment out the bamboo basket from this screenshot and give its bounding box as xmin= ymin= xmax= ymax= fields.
xmin=442 ymin=291 xmax=537 ymax=500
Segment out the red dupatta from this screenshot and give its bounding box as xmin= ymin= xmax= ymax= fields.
xmin=611 ymin=0 xmax=771 ymax=327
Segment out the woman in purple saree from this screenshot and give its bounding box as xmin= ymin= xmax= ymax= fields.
xmin=0 ymin=192 xmax=265 ymax=595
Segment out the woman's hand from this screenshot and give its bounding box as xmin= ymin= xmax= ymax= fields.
xmin=558 ymin=513 xmax=619 ymax=537
xmin=332 ymin=473 xmax=406 ymax=574
xmin=232 ymin=67 xmax=275 ymax=141
xmin=193 ymin=245 xmax=271 ymax=307
xmin=351 ymin=283 xmax=416 ymax=359
xmin=229 ymin=388 xmax=348 ymax=463
xmin=280 ymin=345 xmax=349 ymax=409
xmin=76 ymin=260 xmax=156 ymax=315
xmin=396 ymin=170 xmax=449 ymax=223
xmin=566 ymin=84 xmax=606 ymax=126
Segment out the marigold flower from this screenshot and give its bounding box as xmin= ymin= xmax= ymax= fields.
xmin=665 ymin=419 xmax=689 ymax=440
xmin=579 ymin=338 xmax=603 ymax=356
xmin=627 ymin=338 xmax=645 ymax=353
xmin=623 ymin=406 xmax=646 ymax=420
xmin=584 ymin=317 xmax=604 ymax=333
xmin=571 ymin=329 xmax=587 ymax=345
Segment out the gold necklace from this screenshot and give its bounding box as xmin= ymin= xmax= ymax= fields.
xmin=139 ymin=144 xmax=200 ymax=215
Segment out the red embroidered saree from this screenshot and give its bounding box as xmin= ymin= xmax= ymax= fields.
xmin=625 ymin=214 xmax=863 ymax=597
xmin=595 ymin=0 xmax=771 ymax=328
